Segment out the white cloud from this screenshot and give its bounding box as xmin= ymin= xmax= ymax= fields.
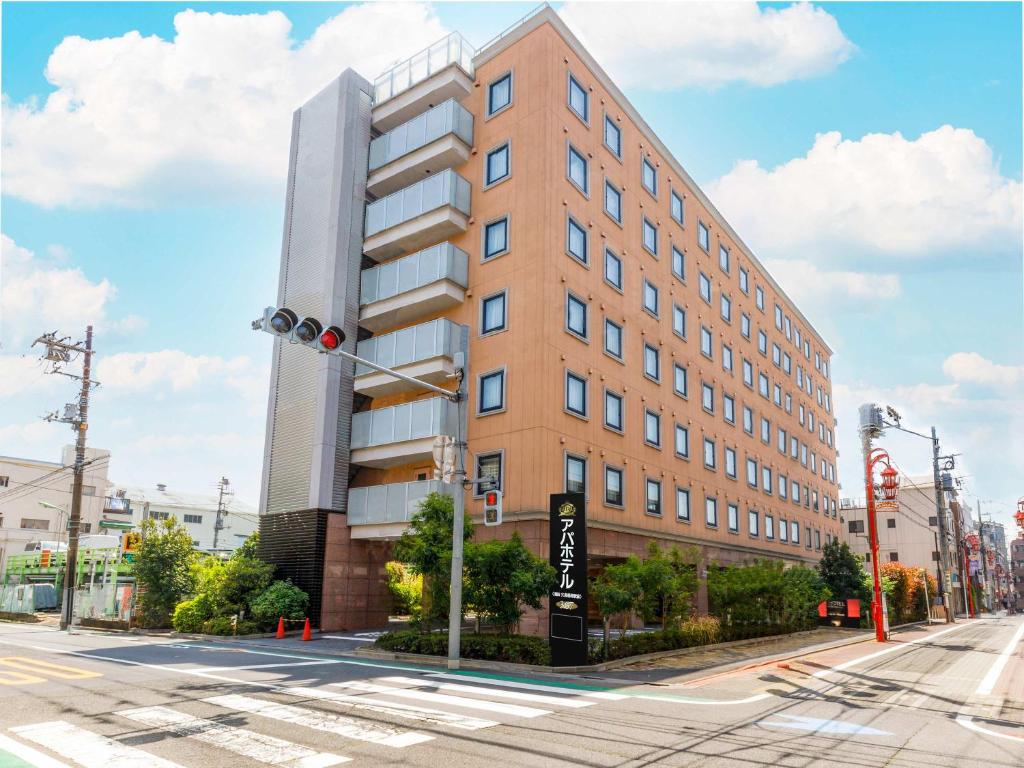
xmin=0 ymin=355 xmax=61 ymax=398
xmin=763 ymin=258 xmax=901 ymax=307
xmin=558 ymin=1 xmax=854 ymax=89
xmin=2 ymin=4 xmax=448 ymax=207
xmin=97 ymin=349 xmax=258 ymax=393
xmin=942 ymin=352 xmax=1024 ymax=393
xmin=708 ymin=126 xmax=1023 ymax=259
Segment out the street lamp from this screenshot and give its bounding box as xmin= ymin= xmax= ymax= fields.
xmin=38 ymin=501 xmax=68 ymax=549
xmin=865 ymin=448 xmax=898 ymax=642
xmin=1015 ymin=498 xmax=1024 ymax=537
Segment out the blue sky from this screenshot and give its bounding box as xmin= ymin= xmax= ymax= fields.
xmin=1 ymin=2 xmax=1021 ymax=536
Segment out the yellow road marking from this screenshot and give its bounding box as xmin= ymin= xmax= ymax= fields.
xmin=0 ymin=667 xmax=46 ymax=685
xmin=0 ymin=656 xmax=102 ymax=681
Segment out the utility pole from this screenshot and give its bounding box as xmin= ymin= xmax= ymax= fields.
xmin=35 ymin=326 xmax=96 ymax=631
xmin=212 ymin=476 xmax=230 ymax=551
xmin=930 ymin=427 xmax=952 ymax=622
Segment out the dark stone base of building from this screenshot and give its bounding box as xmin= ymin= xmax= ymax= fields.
xmin=320 ymin=512 xmax=394 ymax=631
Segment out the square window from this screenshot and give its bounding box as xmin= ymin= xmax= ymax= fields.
xmin=643 ymin=279 xmax=659 ymax=316
xmin=739 ymin=267 xmax=749 ymax=294
xmin=604 ymin=389 xmax=624 ymax=431
xmin=719 ymin=245 xmax=730 ymax=273
xmin=481 ymin=291 xmax=507 ymax=334
xmin=643 ymin=218 xmax=658 ymax=256
xmin=478 ymin=369 xmax=505 ymax=414
xmin=485 ymin=143 xmax=510 ymax=186
xmin=723 ymin=394 xmax=735 ymax=424
xmin=566 ymin=371 xmax=587 ymax=417
xmin=487 ymin=72 xmax=512 ymax=116
xmin=699 ymin=272 xmax=712 ymax=303
xmin=644 ymin=343 xmax=660 ymax=381
xmin=644 ymin=410 xmax=661 ymax=447
xmin=728 ymin=503 xmax=739 ymax=532
xmin=674 ymin=424 xmax=689 ymax=458
xmin=566 ymin=293 xmax=587 ymax=339
xmin=642 ymin=158 xmax=657 ymax=196
xmin=604 ymin=114 xmax=621 ymax=157
xmin=604 ymin=318 xmax=623 ymax=360
xmin=646 ymin=478 xmax=662 ymax=516
xmin=605 ymin=465 xmax=623 ymax=506
xmin=604 ymin=248 xmax=622 ymax=290
xmin=568 ymin=144 xmax=588 ymax=194
xmin=671 ymin=190 xmax=684 ymax=225
xmin=703 ymin=438 xmax=716 ymax=469
xmin=705 ymin=497 xmax=718 ymax=528
xmin=698 ymin=221 xmax=710 ymax=251
xmin=476 ymin=452 xmax=502 ymax=493
xmin=749 ymin=509 xmax=759 ymax=537
xmin=671 ymin=246 xmax=685 ymax=282
xmin=483 ymin=216 xmax=509 ymax=260
xmin=567 ymin=216 xmax=588 ymax=264
xmin=604 ymin=180 xmax=622 ymax=222
xmin=672 ymin=304 xmax=687 ymax=339
xmin=725 ymin=446 xmax=737 ymax=478
xmin=676 ymin=487 xmax=691 ymax=522
xmin=673 ymin=363 xmax=688 ymax=398
xmin=702 ymin=382 xmax=714 ymax=412
xmin=568 ymin=74 xmax=588 ymax=121
xmin=566 ymin=453 xmax=586 ymax=494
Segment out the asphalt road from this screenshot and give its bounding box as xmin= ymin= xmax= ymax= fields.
xmin=0 ymin=616 xmax=1020 ymax=767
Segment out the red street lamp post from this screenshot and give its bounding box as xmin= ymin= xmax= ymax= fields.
xmin=865 ymin=449 xmax=899 ymax=642
xmin=1015 ymin=497 xmax=1024 ymax=537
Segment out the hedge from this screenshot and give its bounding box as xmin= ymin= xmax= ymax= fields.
xmin=375 ymin=631 xmax=551 ymax=665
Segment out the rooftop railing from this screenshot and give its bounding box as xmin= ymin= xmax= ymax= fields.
xmin=373 ymin=32 xmax=475 ymax=105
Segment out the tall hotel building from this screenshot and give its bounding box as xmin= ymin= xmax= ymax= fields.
xmin=259 ymin=6 xmax=841 ymax=631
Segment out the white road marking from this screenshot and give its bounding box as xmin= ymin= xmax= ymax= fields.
xmin=330 ymin=679 xmax=551 ymax=718
xmin=758 ymin=714 xmax=891 ymax=736
xmin=425 ymin=672 xmax=629 ymax=700
xmin=204 ymin=694 xmax=432 ymax=747
xmin=955 ymin=714 xmax=1024 ymax=743
xmin=280 ymin=685 xmax=498 ymax=730
xmin=10 ymin=720 xmax=186 ymax=768
xmin=320 ymin=636 xmax=376 ymax=643
xmin=116 ymin=706 xmax=348 ymax=767
xmin=812 ymin=621 xmax=977 ymax=678
xmin=976 ymin=619 xmax=1024 ymax=695
xmin=0 ymin=732 xmax=72 ymax=768
xmin=194 ymin=661 xmax=341 ymax=672
xmin=380 ymin=676 xmax=595 ymax=708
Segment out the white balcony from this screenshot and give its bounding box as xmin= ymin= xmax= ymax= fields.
xmin=372 ymin=33 xmax=475 ymax=132
xmin=367 ymin=99 xmax=474 ymax=198
xmin=350 ymin=397 xmax=458 ymax=469
xmin=363 ymin=169 xmax=471 ymax=261
xmin=359 ymin=242 xmax=468 ymax=332
xmin=355 ymin=318 xmax=460 ymax=399
xmin=348 ymin=479 xmax=442 ymax=539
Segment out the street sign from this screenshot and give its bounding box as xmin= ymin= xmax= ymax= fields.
xmin=549 ymin=493 xmax=587 ymax=667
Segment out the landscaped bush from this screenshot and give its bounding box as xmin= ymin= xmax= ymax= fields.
xmin=250 ymin=580 xmax=309 ymax=628
xmin=201 ymin=616 xmax=260 ymax=635
xmin=375 ymin=631 xmax=551 ymax=666
xmin=171 ymin=594 xmax=215 ymax=633
xmin=879 ymin=562 xmax=936 ymax=624
xmin=708 ymin=559 xmax=829 ymax=634
xmin=591 ymin=616 xmax=721 ymax=663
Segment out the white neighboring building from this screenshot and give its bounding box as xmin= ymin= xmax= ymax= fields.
xmin=117 ymin=484 xmax=258 ymax=552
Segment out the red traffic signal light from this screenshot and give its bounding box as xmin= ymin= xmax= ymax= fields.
xmin=485 ymin=491 xmax=498 ymax=506
xmin=319 ymin=325 xmax=345 ymax=351
xmin=483 ymin=488 xmax=502 ymax=527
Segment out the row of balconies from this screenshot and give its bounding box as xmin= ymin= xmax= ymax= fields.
xmin=349 ymin=39 xmax=474 ymax=534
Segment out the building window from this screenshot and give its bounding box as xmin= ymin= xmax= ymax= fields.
xmin=791 ymin=478 xmax=799 ymax=501
xmin=760 ymin=417 xmax=770 ymax=443
xmin=485 ymin=142 xmax=510 ymax=186
xmin=778 ymin=427 xmax=787 ymax=453
xmin=743 ymin=406 xmax=754 ymax=434
xmin=775 ymin=304 xmax=784 ymax=330
xmin=725 ymin=446 xmax=737 ymax=478
xmin=605 ymin=465 xmax=623 ymax=506
xmin=762 ymin=466 xmax=773 ymax=494
xmin=721 ymin=294 xmax=731 ymax=323
xmin=644 ymin=409 xmax=661 ymax=447
xmin=749 ymin=509 xmax=759 ymax=537
xmin=674 ymin=424 xmax=689 ymax=458
xmin=487 ymin=72 xmax=512 ymax=116
xmin=672 ymin=304 xmax=686 ymax=339
xmin=642 ymin=158 xmax=657 ymax=196
xmin=699 ymin=272 xmax=712 ymax=303
xmin=20 ymin=518 xmax=49 ymax=530
xmin=604 ymin=389 xmax=624 ymax=432
xmin=728 ymin=503 xmax=739 ymax=532
xmin=791 ymin=521 xmax=800 ymax=544
xmin=703 ymin=438 xmax=716 ymax=469
xmin=565 ymin=371 xmax=587 ymax=417
xmin=603 ymin=114 xmax=621 ymax=157
xmin=643 ymin=279 xmax=659 ymax=316
xmin=700 ymin=326 xmax=713 ymax=359
xmin=739 ymin=267 xmax=749 ymax=294
xmin=566 ymin=453 xmax=586 ymax=495
xmin=698 ymin=221 xmax=710 ymax=251
xmin=758 ymin=330 xmax=768 ymax=355
xmin=604 ymin=318 xmax=623 ymax=360
xmin=604 ymin=248 xmax=622 ymax=290
xmin=604 ymin=179 xmax=622 ymax=222
xmin=743 ymin=359 xmax=753 ymax=387
xmin=183 ymin=514 xmax=203 ymax=525
xmin=783 ymin=353 xmax=792 ymax=374
xmin=0 ymin=476 xmax=8 ymax=488
xmin=646 ymin=478 xmax=662 ymax=516
xmin=773 ymin=383 xmax=782 ymax=406
xmin=480 ymin=290 xmax=507 ymax=335
xmin=568 ymin=74 xmax=588 ymax=122
xmin=673 ymin=363 xmax=688 ymax=398
xmin=478 ymin=369 xmax=505 ymax=414
xmin=780 ymin=474 xmax=788 ymax=500
xmin=643 ymin=343 xmax=660 ymax=381
xmin=476 ymin=452 xmax=502 ymax=492
xmin=758 ymin=373 xmax=769 ymax=398
xmin=719 ymin=245 xmax=730 ymax=273
xmin=772 ymin=343 xmax=781 ymax=366
xmin=756 ymin=285 xmax=765 ymax=311
xmin=766 ymin=515 xmax=775 ymax=540
xmin=723 ymin=393 xmax=736 ymax=424
xmin=567 ymin=144 xmax=588 ymax=194
xmin=705 ymin=497 xmax=718 ymax=528
xmin=483 ymin=216 xmax=509 ymax=260
xmin=780 ymin=518 xmax=788 ymax=541
xmin=566 ymin=292 xmax=588 ymax=339
xmin=642 ymin=218 xmax=658 ymax=256
xmin=677 ymin=487 xmax=691 ymax=522
xmin=671 ymin=246 xmax=685 ymax=282
xmin=887 ymin=517 xmax=897 ymax=529
xmin=747 ymin=457 xmax=758 ymax=487
xmin=566 ymin=215 xmax=588 ymax=264
xmin=806 ymin=526 xmax=812 ymax=548
xmin=702 ymin=382 xmax=714 ymax=413
xmin=670 ymin=190 xmax=684 ymax=225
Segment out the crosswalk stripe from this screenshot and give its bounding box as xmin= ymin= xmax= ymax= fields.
xmin=10 ymin=720 xmax=186 ymax=768
xmin=0 ymin=732 xmax=71 ymax=768
xmin=279 ymin=686 xmax=498 ymax=731
xmin=425 ymin=672 xmax=630 ymax=700
xmin=115 ymin=706 xmax=349 ymax=767
xmin=329 ymin=680 xmax=550 ymax=718
xmin=380 ymin=676 xmax=595 ymax=708
xmin=204 ymin=694 xmax=432 ymax=748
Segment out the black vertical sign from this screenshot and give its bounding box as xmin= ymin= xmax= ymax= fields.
xmin=549 ymin=492 xmax=588 ymax=667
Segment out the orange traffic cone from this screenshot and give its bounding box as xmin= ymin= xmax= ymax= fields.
xmin=276 ymin=617 xmax=285 ymax=639
xmin=301 ymin=617 xmax=312 ymax=641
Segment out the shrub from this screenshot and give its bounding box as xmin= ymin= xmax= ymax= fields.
xmin=592 ymin=616 xmax=722 ymax=663
xmin=171 ymin=594 xmax=215 ymax=633
xmin=201 ymin=616 xmax=259 ymax=636
xmin=135 ymin=518 xmax=197 ymax=628
xmin=250 ymin=581 xmax=309 ymax=628
xmin=376 ymin=631 xmax=551 ymax=666
xmin=385 ymin=562 xmax=423 ymax=617
xmin=464 ymin=533 xmax=556 ymax=635
xmin=709 ymin=559 xmax=828 ymax=633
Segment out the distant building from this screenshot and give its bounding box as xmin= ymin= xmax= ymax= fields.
xmin=1011 ymin=537 xmax=1024 ymax=611
xmin=118 ymin=484 xmax=258 ymax=552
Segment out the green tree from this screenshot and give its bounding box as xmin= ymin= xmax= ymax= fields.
xmin=392 ymin=492 xmax=471 ymax=631
xmin=135 ymin=517 xmax=197 ymax=628
xmin=818 ymin=540 xmax=872 ymax=604
xmin=464 ymin=533 xmax=556 ymax=635
xmin=234 ymin=531 xmax=260 ymax=560
xmin=639 ymin=542 xmax=698 ymax=629
xmin=590 ymin=560 xmax=643 ymax=658
xmin=250 ymin=581 xmax=309 ymax=627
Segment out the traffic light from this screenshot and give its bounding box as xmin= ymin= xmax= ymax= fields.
xmin=257 ymin=307 xmax=346 ymax=353
xmin=483 ymin=489 xmax=503 ymax=527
